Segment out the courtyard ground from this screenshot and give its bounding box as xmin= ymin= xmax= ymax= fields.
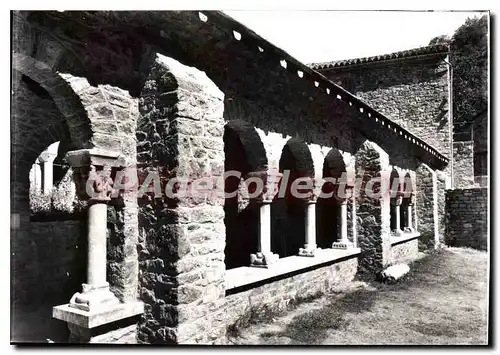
xmin=227 ymin=247 xmax=489 ymax=345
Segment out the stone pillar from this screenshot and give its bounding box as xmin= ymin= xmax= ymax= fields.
xmin=340 ymin=201 xmax=348 ymax=242
xmin=39 ymin=150 xmax=57 ymax=194
xmin=53 ymin=149 xmax=143 ymax=342
xmin=249 ymin=170 xmax=282 ymax=267
xmin=31 ymin=158 xmax=42 ymax=193
xmin=136 ymin=54 xmax=226 ymax=344
xmin=407 ymin=205 xmax=412 ymax=229
xmin=332 ymin=197 xmax=353 ymax=249
xmin=354 ymin=141 xmax=391 ymax=276
xmin=391 ymin=196 xmax=403 ymax=235
xmin=416 ymin=164 xmax=439 ymax=250
xmin=299 ymin=178 xmax=323 ymax=257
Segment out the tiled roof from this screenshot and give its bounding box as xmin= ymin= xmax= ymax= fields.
xmin=309 ymin=44 xmax=450 ymax=70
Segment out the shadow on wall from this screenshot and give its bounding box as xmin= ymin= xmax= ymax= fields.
xmin=271 ymin=138 xmax=315 ymax=258
xmin=223 ymin=120 xmax=267 ymax=269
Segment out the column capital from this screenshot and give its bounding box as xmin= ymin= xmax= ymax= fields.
xmin=65 ymin=149 xmax=125 ymax=202
xmin=391 ymin=195 xmax=404 ymax=206
xmin=300 ymin=177 xmax=323 ymax=203
xmin=65 ymin=148 xmax=126 ymax=169
xmin=246 ymin=170 xmax=283 ymax=203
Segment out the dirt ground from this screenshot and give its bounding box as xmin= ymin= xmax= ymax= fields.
xmin=227 ymin=247 xmax=489 ymax=345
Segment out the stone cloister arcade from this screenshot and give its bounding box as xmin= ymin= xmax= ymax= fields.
xmin=11 ymin=11 xmax=448 ymax=344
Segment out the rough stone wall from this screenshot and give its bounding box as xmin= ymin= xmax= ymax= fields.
xmin=436 ymin=171 xmax=447 ymax=246
xmin=136 ymin=54 xmax=226 ymax=344
xmin=445 ymin=188 xmax=487 ymax=250
xmin=224 ymin=256 xmax=358 ymax=335
xmin=415 ymin=164 xmax=439 ymax=250
xmin=355 ymin=141 xmax=391 ymax=275
xmin=321 ymin=57 xmax=451 ymax=159
xmin=390 ymin=239 xmax=419 ymax=265
xmin=12 ymin=221 xmax=86 ymax=306
xmin=453 ymin=141 xmax=474 ymax=189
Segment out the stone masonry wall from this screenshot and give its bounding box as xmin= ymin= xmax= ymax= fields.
xmin=453 ymin=141 xmax=474 ymax=189
xmin=223 ymin=256 xmax=358 ymax=336
xmin=436 ymin=171 xmax=447 ymax=246
xmin=321 ymin=57 xmax=451 ymax=160
xmin=445 ymin=188 xmax=487 ymax=250
xmin=355 ymin=141 xmax=391 ymax=276
xmin=415 ymin=164 xmax=439 ymax=250
xmin=136 ymin=54 xmax=226 ymax=344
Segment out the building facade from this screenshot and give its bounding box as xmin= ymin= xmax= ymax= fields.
xmin=10 ymin=11 xmax=486 ymax=344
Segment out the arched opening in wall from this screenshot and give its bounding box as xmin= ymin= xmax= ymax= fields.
xmin=389 ymin=169 xmax=401 ymax=233
xmin=11 ymin=63 xmax=92 ymax=341
xmin=317 ymin=148 xmax=346 ymax=248
xmin=223 ymin=120 xmax=267 ymax=270
xmin=272 ymin=138 xmax=314 ymax=258
xmin=400 ymin=172 xmax=415 ymax=232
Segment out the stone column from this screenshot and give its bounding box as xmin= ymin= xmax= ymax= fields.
xmin=299 ymin=178 xmax=323 ymax=257
xmin=249 ymin=170 xmax=282 ymax=267
xmin=53 ymin=149 xmax=143 ymax=341
xmin=407 ymin=204 xmax=413 ymax=229
xmin=332 ymin=196 xmax=353 ymax=249
xmin=38 ymin=150 xmax=57 ymax=194
xmin=405 ymin=193 xmax=416 ymax=232
xmin=31 ymin=158 xmax=42 ymax=193
xmin=69 ymin=163 xmax=119 ymax=311
xmin=391 ymin=195 xmax=403 ymax=235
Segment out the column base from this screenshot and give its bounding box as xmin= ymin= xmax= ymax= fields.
xmin=403 ymin=227 xmax=415 ymax=233
xmin=391 ymin=229 xmax=404 ymax=236
xmin=250 ymin=252 xmax=279 ymax=268
xmin=298 ymin=245 xmax=318 ymax=257
xmin=69 ymin=283 xmax=120 ymax=312
xmin=331 ymin=241 xmax=354 ymax=249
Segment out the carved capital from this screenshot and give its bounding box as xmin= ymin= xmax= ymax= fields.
xmin=65 ymin=149 xmax=124 ymax=202
xmin=88 ymin=165 xmax=114 ymax=202
xmin=246 ymin=170 xmax=283 ymax=203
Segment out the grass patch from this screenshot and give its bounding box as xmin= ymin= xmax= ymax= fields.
xmin=228 ymin=247 xmax=488 ymax=345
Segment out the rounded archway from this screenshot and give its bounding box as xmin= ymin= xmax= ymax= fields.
xmin=317 ymin=148 xmax=346 ymax=248
xmin=11 ymin=62 xmax=92 ymax=310
xmin=272 ymin=138 xmax=314 ymax=257
xmin=223 ymin=119 xmax=268 ymax=269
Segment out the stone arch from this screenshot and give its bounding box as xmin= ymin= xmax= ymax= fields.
xmin=354 ymin=140 xmax=391 ymax=276
xmin=271 ymin=138 xmax=314 ymax=257
xmin=12 ymin=52 xmax=93 ymax=149
xmin=224 ymin=119 xmax=268 ymax=174
xmin=416 ymin=163 xmax=439 ymax=250
xmin=12 ymin=53 xmax=139 ymax=311
xmin=279 ymin=138 xmax=315 ymax=178
xmin=317 ymin=148 xmax=347 ymax=248
xmin=223 ymin=119 xmax=268 ymax=269
xmin=11 ymin=55 xmax=94 ymax=309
